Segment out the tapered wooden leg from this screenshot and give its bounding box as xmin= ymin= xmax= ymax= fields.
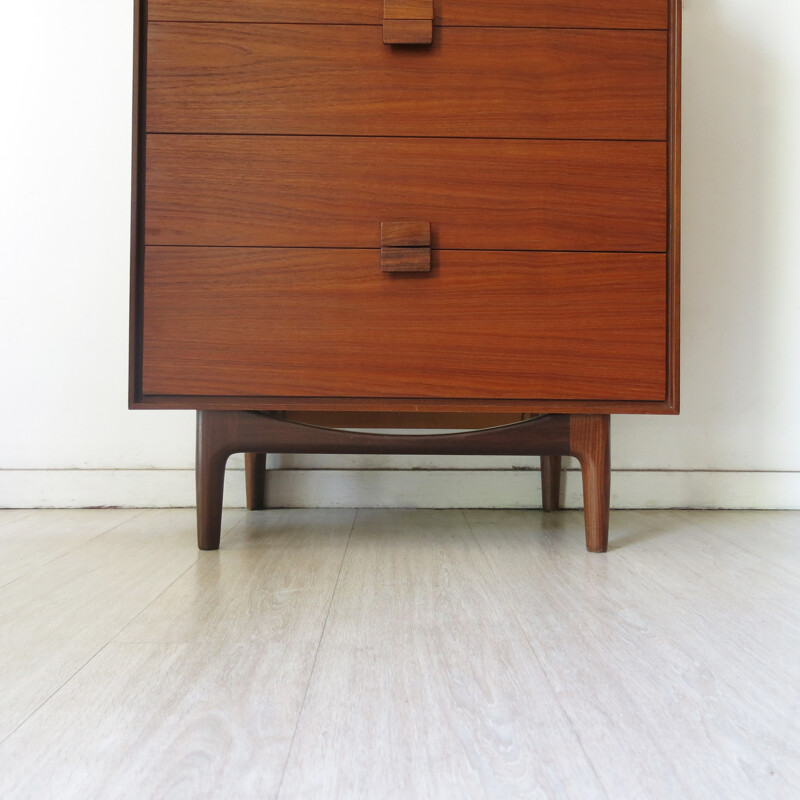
xmin=540 ymin=455 xmax=562 ymax=512
xmin=196 ymin=411 xmax=233 ymax=551
xmin=245 ymin=453 xmax=267 ymax=510
xmin=570 ymin=415 xmax=610 ymax=553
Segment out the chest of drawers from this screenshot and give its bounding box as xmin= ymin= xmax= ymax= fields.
xmin=130 ymin=0 xmax=681 ymax=551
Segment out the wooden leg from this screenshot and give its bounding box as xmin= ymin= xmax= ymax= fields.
xmin=570 ymin=415 xmax=610 ymax=553
xmin=196 ymin=411 xmax=234 ymax=551
xmin=245 ymin=453 xmax=267 ymax=510
xmin=540 ymin=455 xmax=562 ymax=512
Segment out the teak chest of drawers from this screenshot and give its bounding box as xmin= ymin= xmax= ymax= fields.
xmin=130 ymin=0 xmax=681 ymax=552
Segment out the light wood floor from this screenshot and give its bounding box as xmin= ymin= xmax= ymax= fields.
xmin=0 ymin=508 xmax=798 ymax=799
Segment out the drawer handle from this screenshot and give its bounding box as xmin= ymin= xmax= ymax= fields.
xmin=383 ymin=0 xmax=434 ymax=45
xmin=381 ymin=221 xmax=431 ymax=272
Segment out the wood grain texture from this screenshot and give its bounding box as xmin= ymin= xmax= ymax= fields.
xmin=540 ymin=455 xmax=562 ymax=512
xmin=467 ymin=509 xmax=800 ymax=798
xmin=384 ymin=0 xmax=433 ymax=19
xmin=131 ymin=1 xmax=681 ymax=416
xmin=197 ymin=411 xmax=231 ymax=549
xmin=146 ymin=25 xmax=666 ymax=140
xmin=667 ymin=0 xmax=682 ymax=412
xmin=195 ymin=411 xmax=571 ymax=459
xmin=0 ymin=509 xmax=142 ymax=590
xmin=569 ymin=414 xmax=611 ymax=552
xmin=675 ymin=510 xmax=800 ymax=578
xmin=278 ymin=411 xmax=528 ymax=429
xmin=129 ymin=0 xmax=146 ymax=407
xmin=244 ymin=452 xmax=267 ymax=510
xmin=0 ymin=642 xmax=310 ymax=799
xmin=2 ymin=510 xmax=798 ymax=798
xmin=133 ymin=395 xmax=678 ymax=415
xmin=381 ymin=246 xmax=431 ymax=272
xmin=193 ymin=409 xmax=570 ymax=548
xmin=0 ymin=507 xmax=352 ymax=799
xmin=0 ymin=509 xmax=243 ymax=741
xmin=118 ymin=509 xmax=356 ymax=643
xmin=145 ymin=136 xmax=667 ymax=251
xmin=381 ymin=221 xmax=430 ymax=247
xmin=143 ymin=249 xmax=667 ymax=400
xmin=0 ymin=509 xmax=36 ymax=525
xmin=278 ymin=509 xmax=607 ymax=798
xmin=190 ymin=410 xmax=572 ymax=550
xmin=383 ymin=18 xmax=433 ymax=44
xmin=147 ymin=0 xmax=668 ymax=29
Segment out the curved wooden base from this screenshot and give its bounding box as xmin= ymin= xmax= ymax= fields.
xmin=196 ymin=411 xmax=610 ymax=552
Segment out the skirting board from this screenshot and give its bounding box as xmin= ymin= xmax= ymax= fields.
xmin=1 ymin=469 xmax=799 ymax=510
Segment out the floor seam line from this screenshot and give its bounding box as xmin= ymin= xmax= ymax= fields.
xmin=275 ymin=508 xmax=357 ymax=799
xmin=0 ymin=640 xmax=116 ymax=748
xmin=674 ymin=509 xmax=800 ymax=581
xmin=460 ymin=509 xmax=612 ymax=800
xmin=112 ymin=558 xmax=200 ymax=643
xmin=0 ymin=509 xmax=151 ymax=592
xmin=114 ymin=508 xmax=245 ymax=640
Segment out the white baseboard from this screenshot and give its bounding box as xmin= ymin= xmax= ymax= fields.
xmin=1 ymin=468 xmax=799 ymax=510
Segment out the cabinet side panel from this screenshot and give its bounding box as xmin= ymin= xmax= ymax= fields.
xmin=129 ymin=0 xmax=147 ymax=407
xmin=666 ymin=0 xmax=682 ymax=412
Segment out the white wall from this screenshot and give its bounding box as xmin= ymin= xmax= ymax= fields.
xmin=1 ymin=0 xmax=799 ymax=509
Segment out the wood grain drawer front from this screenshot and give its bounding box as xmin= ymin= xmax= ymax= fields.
xmin=148 ymin=1 xmax=667 ymax=29
xmin=146 ymin=136 xmax=666 ymax=252
xmin=142 ymin=248 xmax=666 ymax=401
xmin=147 ymin=25 xmax=666 ymax=140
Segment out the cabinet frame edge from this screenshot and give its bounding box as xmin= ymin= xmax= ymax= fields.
xmin=666 ymin=0 xmax=682 ymax=413
xmin=130 ymin=0 xmax=681 ymax=416
xmin=129 ymin=0 xmax=147 ymax=408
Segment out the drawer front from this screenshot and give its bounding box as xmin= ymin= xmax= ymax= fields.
xmin=147 ymin=25 xmax=666 ymax=140
xmin=148 ymin=1 xmax=667 ymax=29
xmin=145 ymin=136 xmax=666 ymax=252
xmin=142 ymin=248 xmax=667 ymax=401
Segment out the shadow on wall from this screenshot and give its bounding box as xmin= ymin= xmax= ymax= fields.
xmin=619 ymin=0 xmax=794 ymax=473
xmin=681 ymin=0 xmax=792 ymax=469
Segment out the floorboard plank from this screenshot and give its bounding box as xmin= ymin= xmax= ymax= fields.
xmin=0 ymin=508 xmax=143 ymax=588
xmin=0 ymin=509 xmax=37 ymax=525
xmin=278 ymin=509 xmax=606 ymax=800
xmin=0 ymin=510 xmax=355 ymax=799
xmin=0 ymin=508 xmax=243 ymax=741
xmin=0 ymin=509 xmax=798 ymax=799
xmin=675 ymin=509 xmax=800 ymax=577
xmin=0 ymin=641 xmax=313 ymax=799
xmin=467 ymin=509 xmax=799 ymax=799
xmin=117 ymin=509 xmax=355 ymax=644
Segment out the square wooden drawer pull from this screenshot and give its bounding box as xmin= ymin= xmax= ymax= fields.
xmin=383 ymin=0 xmax=434 ymax=45
xmin=381 ymin=221 xmax=431 ymax=272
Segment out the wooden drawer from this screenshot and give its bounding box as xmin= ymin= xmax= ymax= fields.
xmin=142 ymin=248 xmax=667 ymax=401
xmin=147 ymin=0 xmax=668 ymax=29
xmin=145 ymin=136 xmax=666 ymax=252
xmin=147 ymin=25 xmax=666 ymax=140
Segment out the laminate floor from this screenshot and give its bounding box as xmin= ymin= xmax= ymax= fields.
xmin=0 ymin=508 xmax=797 ymax=799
